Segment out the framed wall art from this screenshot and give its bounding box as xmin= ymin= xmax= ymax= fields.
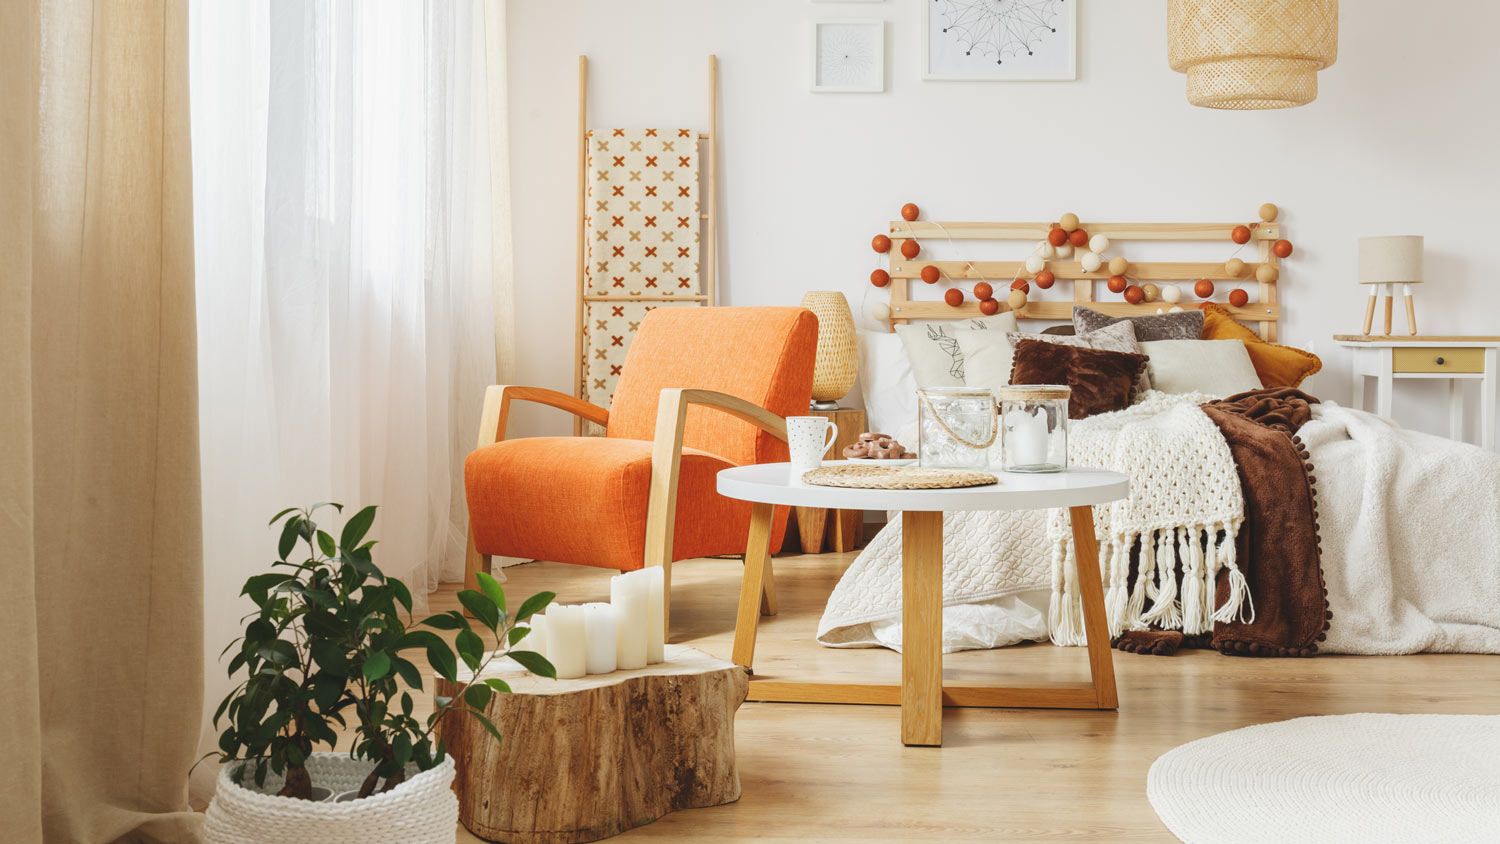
xmin=810 ymin=19 xmax=885 ymax=93
xmin=923 ymin=0 xmax=1076 ymax=81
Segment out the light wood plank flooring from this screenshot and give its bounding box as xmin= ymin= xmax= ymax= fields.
xmin=438 ymin=550 xmax=1500 ymax=842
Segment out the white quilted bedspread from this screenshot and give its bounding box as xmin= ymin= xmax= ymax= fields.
xmin=816 ymin=509 xmax=1051 ymax=652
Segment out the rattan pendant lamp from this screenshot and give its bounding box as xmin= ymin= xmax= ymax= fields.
xmin=1168 ymin=0 xmax=1338 ymax=109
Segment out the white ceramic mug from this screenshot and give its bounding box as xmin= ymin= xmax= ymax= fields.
xmin=787 ymin=416 xmax=838 ymax=471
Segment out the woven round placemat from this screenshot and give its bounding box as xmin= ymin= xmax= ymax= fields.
xmin=802 ymin=465 xmax=997 ymax=490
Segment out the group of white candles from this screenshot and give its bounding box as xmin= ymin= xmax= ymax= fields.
xmin=518 ymin=567 xmax=667 ymax=679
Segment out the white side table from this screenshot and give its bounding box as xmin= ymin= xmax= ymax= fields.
xmin=716 ymin=461 xmax=1129 ymax=747
xmin=1334 ymin=335 xmax=1499 ymax=450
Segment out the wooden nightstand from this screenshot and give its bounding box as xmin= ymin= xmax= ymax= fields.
xmin=792 ymin=407 xmax=867 ymax=552
xmin=1334 ymin=335 xmax=1499 ymax=450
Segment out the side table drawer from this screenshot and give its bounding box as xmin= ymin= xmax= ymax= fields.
xmin=1393 ymin=347 xmax=1485 ymax=374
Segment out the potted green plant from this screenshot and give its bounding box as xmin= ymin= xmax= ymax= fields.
xmin=200 ymin=504 xmax=553 ymax=843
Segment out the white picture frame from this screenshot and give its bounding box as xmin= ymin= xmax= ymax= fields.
xmin=810 ymin=20 xmax=885 ymax=93
xmin=922 ymin=0 xmax=1076 ymax=81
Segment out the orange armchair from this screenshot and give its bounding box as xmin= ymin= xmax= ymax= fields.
xmin=463 ymin=306 xmax=818 ymax=631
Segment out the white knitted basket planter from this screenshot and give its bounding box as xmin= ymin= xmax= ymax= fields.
xmin=203 ymin=752 xmax=458 ymax=844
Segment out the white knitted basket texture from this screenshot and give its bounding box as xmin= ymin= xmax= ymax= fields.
xmin=203 ymin=752 xmax=457 ymax=844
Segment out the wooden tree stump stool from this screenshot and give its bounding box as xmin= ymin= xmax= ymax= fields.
xmin=437 ymin=644 xmax=748 ymax=844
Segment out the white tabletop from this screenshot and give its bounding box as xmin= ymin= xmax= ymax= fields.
xmin=717 ymin=461 xmax=1128 ymax=513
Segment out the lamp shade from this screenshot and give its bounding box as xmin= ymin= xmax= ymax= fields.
xmin=800 ymin=291 xmax=858 ymax=409
xmin=1168 ymin=0 xmax=1339 ymax=110
xmin=1358 ymin=236 xmax=1423 ymax=285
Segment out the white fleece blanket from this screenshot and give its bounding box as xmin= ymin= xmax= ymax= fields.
xmin=1301 ymin=404 xmax=1500 ymax=654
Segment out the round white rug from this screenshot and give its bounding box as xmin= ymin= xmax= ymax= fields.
xmin=1148 ymin=713 xmax=1500 ymax=844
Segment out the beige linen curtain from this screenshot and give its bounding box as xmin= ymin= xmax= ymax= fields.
xmin=0 ymin=1 xmax=205 ymax=842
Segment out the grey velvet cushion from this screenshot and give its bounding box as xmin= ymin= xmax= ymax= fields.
xmin=1072 ymin=305 xmax=1205 ymax=341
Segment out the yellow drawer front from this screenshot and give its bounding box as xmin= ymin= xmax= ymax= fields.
xmin=1392 ymin=347 xmax=1485 ymax=374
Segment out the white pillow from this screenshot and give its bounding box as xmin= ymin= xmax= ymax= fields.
xmin=892 ymin=312 xmax=1019 ymax=387
xmin=1138 ymin=339 xmax=1261 ymax=398
xmin=856 ymin=330 xmax=917 ymax=437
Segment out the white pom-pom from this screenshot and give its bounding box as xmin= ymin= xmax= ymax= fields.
xmin=1035 ymin=241 xmax=1057 ymax=259
xmin=1161 ymin=284 xmax=1182 ymax=304
xmin=1080 ymin=251 xmax=1102 ymax=272
xmin=1025 ymin=254 xmax=1045 ymax=274
xmin=1055 ymin=242 xmax=1073 ymax=259
xmin=872 ymin=302 xmax=891 ymax=321
xmin=1089 ymin=234 xmax=1109 ymax=254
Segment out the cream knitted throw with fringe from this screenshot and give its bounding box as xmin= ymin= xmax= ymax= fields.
xmin=1049 ymin=392 xmax=1249 ymax=646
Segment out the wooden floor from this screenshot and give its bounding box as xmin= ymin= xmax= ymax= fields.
xmin=436 ymin=549 xmax=1500 ymax=843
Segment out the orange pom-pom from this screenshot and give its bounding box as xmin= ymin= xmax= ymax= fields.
xmin=900 ymin=240 xmax=920 ymax=260
xmin=1231 ymin=225 xmax=1252 ymax=245
xmin=920 ymin=265 xmax=941 ymax=284
xmin=1068 ymin=228 xmax=1089 ymax=248
xmin=870 ymin=269 xmax=890 ymax=288
xmin=1011 ymin=277 xmax=1030 ymax=294
xmin=1033 ymin=269 xmax=1056 ymax=289
xmin=1273 ymin=239 xmax=1293 ymax=258
xmin=872 ymin=234 xmax=891 ymax=253
xmin=1107 ymin=275 xmax=1128 ymax=294
xmin=901 ymin=203 xmax=920 ymax=222
xmin=1124 ymin=285 xmax=1145 ymax=305
xmin=944 ymin=288 xmax=964 ymax=307
xmin=973 ymin=281 xmax=993 ymax=300
xmin=1047 ymin=227 xmax=1068 ymax=247
xmin=1194 ymin=279 xmax=1216 ymax=298
xmin=978 ymin=297 xmax=1000 ymax=316
xmin=1228 ymin=288 xmax=1250 ymax=308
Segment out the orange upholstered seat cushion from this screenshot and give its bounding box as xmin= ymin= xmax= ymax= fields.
xmin=466 ymin=436 xmax=787 ymax=571
xmin=1199 ymin=303 xmax=1322 ymax=388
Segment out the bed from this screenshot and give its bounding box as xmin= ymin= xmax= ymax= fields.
xmin=820 ymin=217 xmax=1500 ymax=658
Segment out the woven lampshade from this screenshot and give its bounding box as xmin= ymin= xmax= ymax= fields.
xmin=1358 ymin=236 xmax=1423 ymax=285
xmin=800 ymin=291 xmax=858 ymax=410
xmin=1168 ymin=0 xmax=1338 ymax=110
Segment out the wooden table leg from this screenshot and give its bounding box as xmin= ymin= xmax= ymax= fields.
xmin=1068 ymin=505 xmax=1117 ymax=709
xmin=732 ymin=502 xmax=775 ymax=670
xmin=901 ymin=510 xmax=944 ymax=746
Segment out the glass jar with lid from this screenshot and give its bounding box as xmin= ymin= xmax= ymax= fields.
xmin=916 ymin=387 xmax=997 ymax=470
xmin=995 ymin=385 xmax=1070 ymax=473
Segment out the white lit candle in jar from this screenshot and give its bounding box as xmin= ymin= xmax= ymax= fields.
xmin=582 ymin=602 xmax=618 ymax=675
xmin=996 ymin=385 xmax=1070 ymax=473
xmin=1006 ymin=406 xmax=1050 ymax=467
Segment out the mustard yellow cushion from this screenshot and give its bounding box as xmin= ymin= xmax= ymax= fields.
xmin=1198 ymin=304 xmax=1322 ymax=388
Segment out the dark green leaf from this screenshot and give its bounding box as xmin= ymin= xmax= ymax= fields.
xmin=268 ymin=507 xmax=300 ymax=526
xmin=506 ymin=650 xmax=556 ymax=679
xmin=507 ymin=625 xmax=532 ymax=647
xmin=419 ymin=613 xmax=463 ymax=631
xmin=313 ymin=674 xmax=345 ymax=710
xmin=513 ymin=590 xmax=555 ymax=624
xmin=315 ymin=530 xmax=336 ymax=558
xmin=483 ymin=677 xmax=512 ymax=695
xmin=257 ymin=640 xmax=298 ymax=667
xmin=392 ymin=657 xmax=423 ymax=691
xmin=390 ymin=578 xmax=413 ymax=613
xmin=340 ymin=505 xmax=378 ymax=550
xmin=286 ymin=744 xmax=305 ymax=766
xmin=310 ymin=639 xmax=349 ymax=675
xmin=463 ymin=683 xmax=493 ymax=711
xmin=363 ymin=650 xmax=392 ymax=682
xmin=277 ymin=516 xmax=302 ymax=560
xmin=457 ymin=590 xmax=499 ymax=631
xmin=401 ymin=692 xmax=414 ymax=717
xmin=474 ymin=572 xmax=507 ymax=619
xmin=393 ymin=732 xmax=413 ymax=768
xmin=427 ymin=642 xmax=459 ymax=684
xmin=455 ymin=629 xmax=484 ymax=672
xmin=396 ymin=630 xmax=445 ymax=651
xmin=241 ymin=573 xmax=296 ymax=604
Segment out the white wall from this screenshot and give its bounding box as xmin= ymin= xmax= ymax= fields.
xmin=506 ymin=0 xmax=1500 ymax=440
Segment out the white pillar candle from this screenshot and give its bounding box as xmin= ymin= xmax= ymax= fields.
xmin=546 ymin=605 xmax=587 ymax=680
xmin=643 ymin=566 xmax=666 ymax=664
xmin=610 ymin=573 xmax=648 ymax=670
xmin=582 ymin=602 xmax=618 ymax=675
xmin=521 ymin=613 xmax=547 ymax=661
xmin=1005 ymin=407 xmax=1050 ymax=467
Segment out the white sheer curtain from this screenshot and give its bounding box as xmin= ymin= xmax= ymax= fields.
xmin=188 ymin=0 xmax=509 ymax=800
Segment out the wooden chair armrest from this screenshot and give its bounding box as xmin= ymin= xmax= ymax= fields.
xmin=474 ymin=384 xmax=610 ymax=448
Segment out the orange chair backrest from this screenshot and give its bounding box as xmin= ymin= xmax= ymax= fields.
xmin=607 ymin=307 xmax=818 ymax=467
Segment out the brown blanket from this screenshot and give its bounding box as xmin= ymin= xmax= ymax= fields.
xmin=1116 ymin=388 xmax=1330 ymax=657
xmin=1203 ymin=388 xmax=1330 ymax=656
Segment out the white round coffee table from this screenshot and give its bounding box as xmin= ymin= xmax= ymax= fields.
xmin=717 ymin=461 xmax=1129 ymax=747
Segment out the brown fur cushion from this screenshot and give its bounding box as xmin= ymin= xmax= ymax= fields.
xmin=1009 ymin=338 xmax=1149 ymax=419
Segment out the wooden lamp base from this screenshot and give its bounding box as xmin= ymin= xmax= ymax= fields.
xmin=1362 ymin=283 xmax=1418 ymax=337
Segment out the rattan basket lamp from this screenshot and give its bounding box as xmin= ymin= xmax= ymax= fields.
xmin=800 ymin=291 xmax=858 ymax=411
xmin=1168 ymin=0 xmax=1338 ymax=109
xmin=1359 ymin=236 xmax=1423 ymax=336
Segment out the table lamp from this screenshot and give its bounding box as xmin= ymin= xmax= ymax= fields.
xmin=1358 ymin=235 xmax=1423 ymax=336
xmin=800 ymin=291 xmax=858 ymax=410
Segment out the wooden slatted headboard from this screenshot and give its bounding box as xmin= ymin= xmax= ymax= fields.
xmin=884 ymin=220 xmax=1284 ymax=341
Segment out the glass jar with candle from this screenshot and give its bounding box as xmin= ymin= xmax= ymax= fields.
xmin=917 ymin=387 xmax=997 ymax=470
xmin=996 ymin=385 xmax=1069 ymax=473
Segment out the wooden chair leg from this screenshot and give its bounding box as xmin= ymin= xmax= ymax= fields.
xmin=464 ymin=524 xmax=490 ymax=593
xmin=1068 ymin=505 xmax=1118 ymax=710
xmin=732 ymin=503 xmax=775 ymax=670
